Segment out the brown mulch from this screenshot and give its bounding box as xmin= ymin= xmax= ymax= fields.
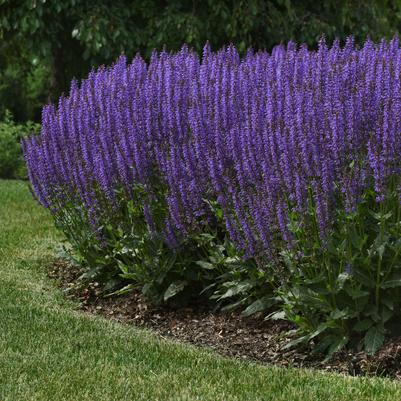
xmin=48 ymin=259 xmax=401 ymax=380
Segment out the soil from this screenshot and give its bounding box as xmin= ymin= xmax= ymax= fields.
xmin=48 ymin=259 xmax=401 ymax=380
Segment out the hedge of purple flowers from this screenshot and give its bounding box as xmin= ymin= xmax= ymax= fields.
xmin=23 ymin=38 xmax=401 ymax=355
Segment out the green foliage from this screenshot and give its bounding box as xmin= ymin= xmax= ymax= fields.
xmin=51 ymin=172 xmax=401 ymax=357
xmin=0 ymin=25 xmax=51 ymax=121
xmin=0 ymin=111 xmax=39 ymax=178
xmin=54 ymin=182 xmax=277 ymax=311
xmin=276 ymin=178 xmax=401 ymax=356
xmin=209 ymin=261 xmax=278 ymax=316
xmin=55 ymin=184 xmax=243 ymax=306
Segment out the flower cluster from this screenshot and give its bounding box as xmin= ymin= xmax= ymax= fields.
xmin=23 ymin=38 xmax=401 ymax=258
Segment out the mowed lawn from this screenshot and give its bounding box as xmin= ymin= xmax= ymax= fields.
xmin=1 ymin=180 xmax=401 ymax=401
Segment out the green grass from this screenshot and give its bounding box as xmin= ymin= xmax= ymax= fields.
xmin=1 ymin=180 xmax=401 ymax=401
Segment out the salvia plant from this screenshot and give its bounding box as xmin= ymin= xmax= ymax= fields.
xmin=23 ymin=37 xmax=401 ymax=356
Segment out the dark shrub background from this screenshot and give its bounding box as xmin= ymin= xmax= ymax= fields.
xmin=1 ymin=0 xmax=401 ymax=122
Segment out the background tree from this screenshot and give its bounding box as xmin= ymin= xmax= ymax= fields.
xmin=1 ymin=0 xmax=401 ymax=121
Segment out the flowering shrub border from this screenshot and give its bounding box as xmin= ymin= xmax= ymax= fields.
xmin=23 ymin=38 xmax=401 ymax=355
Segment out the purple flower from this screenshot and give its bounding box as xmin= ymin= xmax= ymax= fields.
xmin=22 ymin=38 xmax=401 ymax=259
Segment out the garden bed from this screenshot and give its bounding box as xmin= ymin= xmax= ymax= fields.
xmin=49 ymin=258 xmax=401 ymax=380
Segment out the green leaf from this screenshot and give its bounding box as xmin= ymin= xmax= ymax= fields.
xmin=330 ymin=308 xmax=349 ymax=320
xmin=382 ymin=306 xmax=393 ymax=323
xmin=224 ymin=256 xmax=240 ymax=264
xmin=364 ymin=325 xmax=385 ymax=355
xmin=195 ymin=261 xmax=215 ymax=270
xmin=221 ymin=299 xmax=246 ymax=312
xmin=219 ymin=282 xmax=253 ymax=299
xmin=352 ymin=270 xmax=375 ymax=288
xmin=119 ymin=272 xmax=137 ymax=280
xmin=353 ymin=319 xmax=373 ymax=332
xmin=313 ymin=334 xmax=338 ymax=354
xmin=381 ymin=295 xmax=394 ymax=311
xmin=106 ymin=283 xmax=135 ymax=297
xmin=196 ymin=233 xmax=215 ymax=242
xmin=381 ymin=278 xmax=401 ymax=289
xmin=324 ymin=335 xmax=348 ymax=362
xmin=308 ymin=323 xmax=329 ymax=340
xmin=344 ymin=285 xmax=370 ymax=300
xmin=266 ymin=310 xmax=286 ymax=321
xmin=365 ymin=304 xmax=380 ymax=321
xmin=242 ymin=296 xmax=275 ymax=317
xmin=381 ymin=270 xmax=401 ymax=289
xmin=370 ymin=210 xmax=392 ymax=221
xmin=163 ymin=280 xmax=187 ymax=301
xmin=282 ymin=333 xmax=311 ymax=350
xmin=383 ymin=211 xmax=393 ymax=221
